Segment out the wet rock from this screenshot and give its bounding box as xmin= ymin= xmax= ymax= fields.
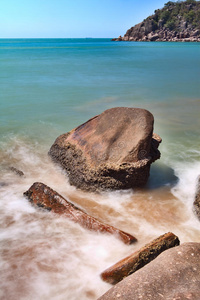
xmin=24 ymin=182 xmax=137 ymax=244
xmin=49 ymin=107 xmax=161 ymax=192
xmin=111 ymin=36 xmax=122 ymax=41
xmin=98 ymin=242 xmax=200 ymax=300
xmin=101 ymin=232 xmax=180 ymax=284
xmin=194 ymin=175 xmax=200 ymax=220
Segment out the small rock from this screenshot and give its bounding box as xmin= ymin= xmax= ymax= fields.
xmin=9 ymin=167 xmax=24 ymax=177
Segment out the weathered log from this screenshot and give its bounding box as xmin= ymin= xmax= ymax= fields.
xmin=23 ymin=182 xmax=137 ymax=245
xmin=101 ymin=232 xmax=180 ymax=284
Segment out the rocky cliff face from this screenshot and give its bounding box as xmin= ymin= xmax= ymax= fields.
xmin=113 ymin=0 xmax=200 ymax=42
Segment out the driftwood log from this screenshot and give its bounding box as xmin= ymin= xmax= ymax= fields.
xmin=24 ymin=182 xmax=137 ymax=245
xmin=101 ymin=232 xmax=180 ymax=284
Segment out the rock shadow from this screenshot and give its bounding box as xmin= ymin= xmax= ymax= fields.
xmin=146 ymin=162 xmax=178 ymax=190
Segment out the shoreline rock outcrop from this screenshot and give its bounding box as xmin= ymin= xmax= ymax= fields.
xmin=101 ymin=232 xmax=180 ymax=284
xmin=49 ymin=107 xmax=161 ymax=192
xmin=194 ymin=175 xmax=200 ymax=220
xmin=112 ymin=0 xmax=200 ymax=42
xmin=98 ymin=242 xmax=200 ymax=300
xmin=24 ymin=182 xmax=137 ymax=244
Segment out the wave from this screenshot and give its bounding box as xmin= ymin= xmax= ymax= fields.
xmin=0 ymin=134 xmax=200 ymax=299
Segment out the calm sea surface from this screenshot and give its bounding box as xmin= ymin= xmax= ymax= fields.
xmin=0 ymin=38 xmax=200 ymax=299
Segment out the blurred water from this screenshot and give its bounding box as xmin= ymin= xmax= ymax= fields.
xmin=0 ymin=39 xmax=200 ymax=299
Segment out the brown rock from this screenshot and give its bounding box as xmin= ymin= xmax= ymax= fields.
xmin=193 ymin=29 xmax=200 ymax=37
xmin=101 ymin=232 xmax=180 ymax=284
xmin=98 ymin=243 xmax=200 ymax=300
xmin=194 ymin=175 xmax=200 ymax=220
xmin=49 ymin=107 xmax=161 ymax=192
xmin=23 ymin=182 xmax=137 ymax=244
xmin=147 ymin=33 xmax=159 ymax=41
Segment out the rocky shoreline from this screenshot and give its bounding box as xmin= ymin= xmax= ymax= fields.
xmin=112 ymin=0 xmax=200 ymax=42
xmin=194 ymin=175 xmax=200 ymax=219
xmin=22 ymin=178 xmax=200 ymax=299
xmin=9 ymin=105 xmax=200 ymax=299
xmin=112 ymin=27 xmax=200 ymax=42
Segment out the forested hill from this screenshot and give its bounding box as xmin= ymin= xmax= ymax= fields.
xmin=113 ymin=0 xmax=200 ymax=42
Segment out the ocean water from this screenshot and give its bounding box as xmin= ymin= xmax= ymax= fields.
xmin=0 ymin=38 xmax=200 ymax=299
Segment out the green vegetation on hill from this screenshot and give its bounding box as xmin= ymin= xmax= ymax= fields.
xmin=151 ymin=0 xmax=200 ymax=31
xmin=113 ymin=0 xmax=200 ymax=41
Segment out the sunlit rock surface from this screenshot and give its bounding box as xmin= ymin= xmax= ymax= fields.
xmin=49 ymin=107 xmax=161 ymax=192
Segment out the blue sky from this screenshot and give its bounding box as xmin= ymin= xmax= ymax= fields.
xmin=1 ymin=0 xmax=168 ymax=38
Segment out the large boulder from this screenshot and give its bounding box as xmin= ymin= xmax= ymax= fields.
xmin=98 ymin=242 xmax=200 ymax=300
xmin=194 ymin=175 xmax=200 ymax=220
xmin=49 ymin=107 xmax=161 ymax=192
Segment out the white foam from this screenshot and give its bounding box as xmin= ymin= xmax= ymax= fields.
xmin=1 ymin=136 xmax=200 ymax=299
xmin=0 ymin=137 xmax=135 ymax=299
xmin=172 ymin=161 xmax=200 ymax=210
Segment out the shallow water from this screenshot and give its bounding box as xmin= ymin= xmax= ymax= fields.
xmin=0 ymin=39 xmax=200 ymax=299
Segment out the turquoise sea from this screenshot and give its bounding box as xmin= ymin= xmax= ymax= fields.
xmin=0 ymin=38 xmax=200 ymax=299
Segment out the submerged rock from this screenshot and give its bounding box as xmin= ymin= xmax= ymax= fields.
xmin=24 ymin=182 xmax=137 ymax=244
xmin=194 ymin=175 xmax=200 ymax=220
xmin=98 ymin=242 xmax=200 ymax=300
xmin=49 ymin=107 xmax=161 ymax=192
xmin=9 ymin=167 xmax=24 ymax=177
xmin=101 ymin=232 xmax=180 ymax=284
